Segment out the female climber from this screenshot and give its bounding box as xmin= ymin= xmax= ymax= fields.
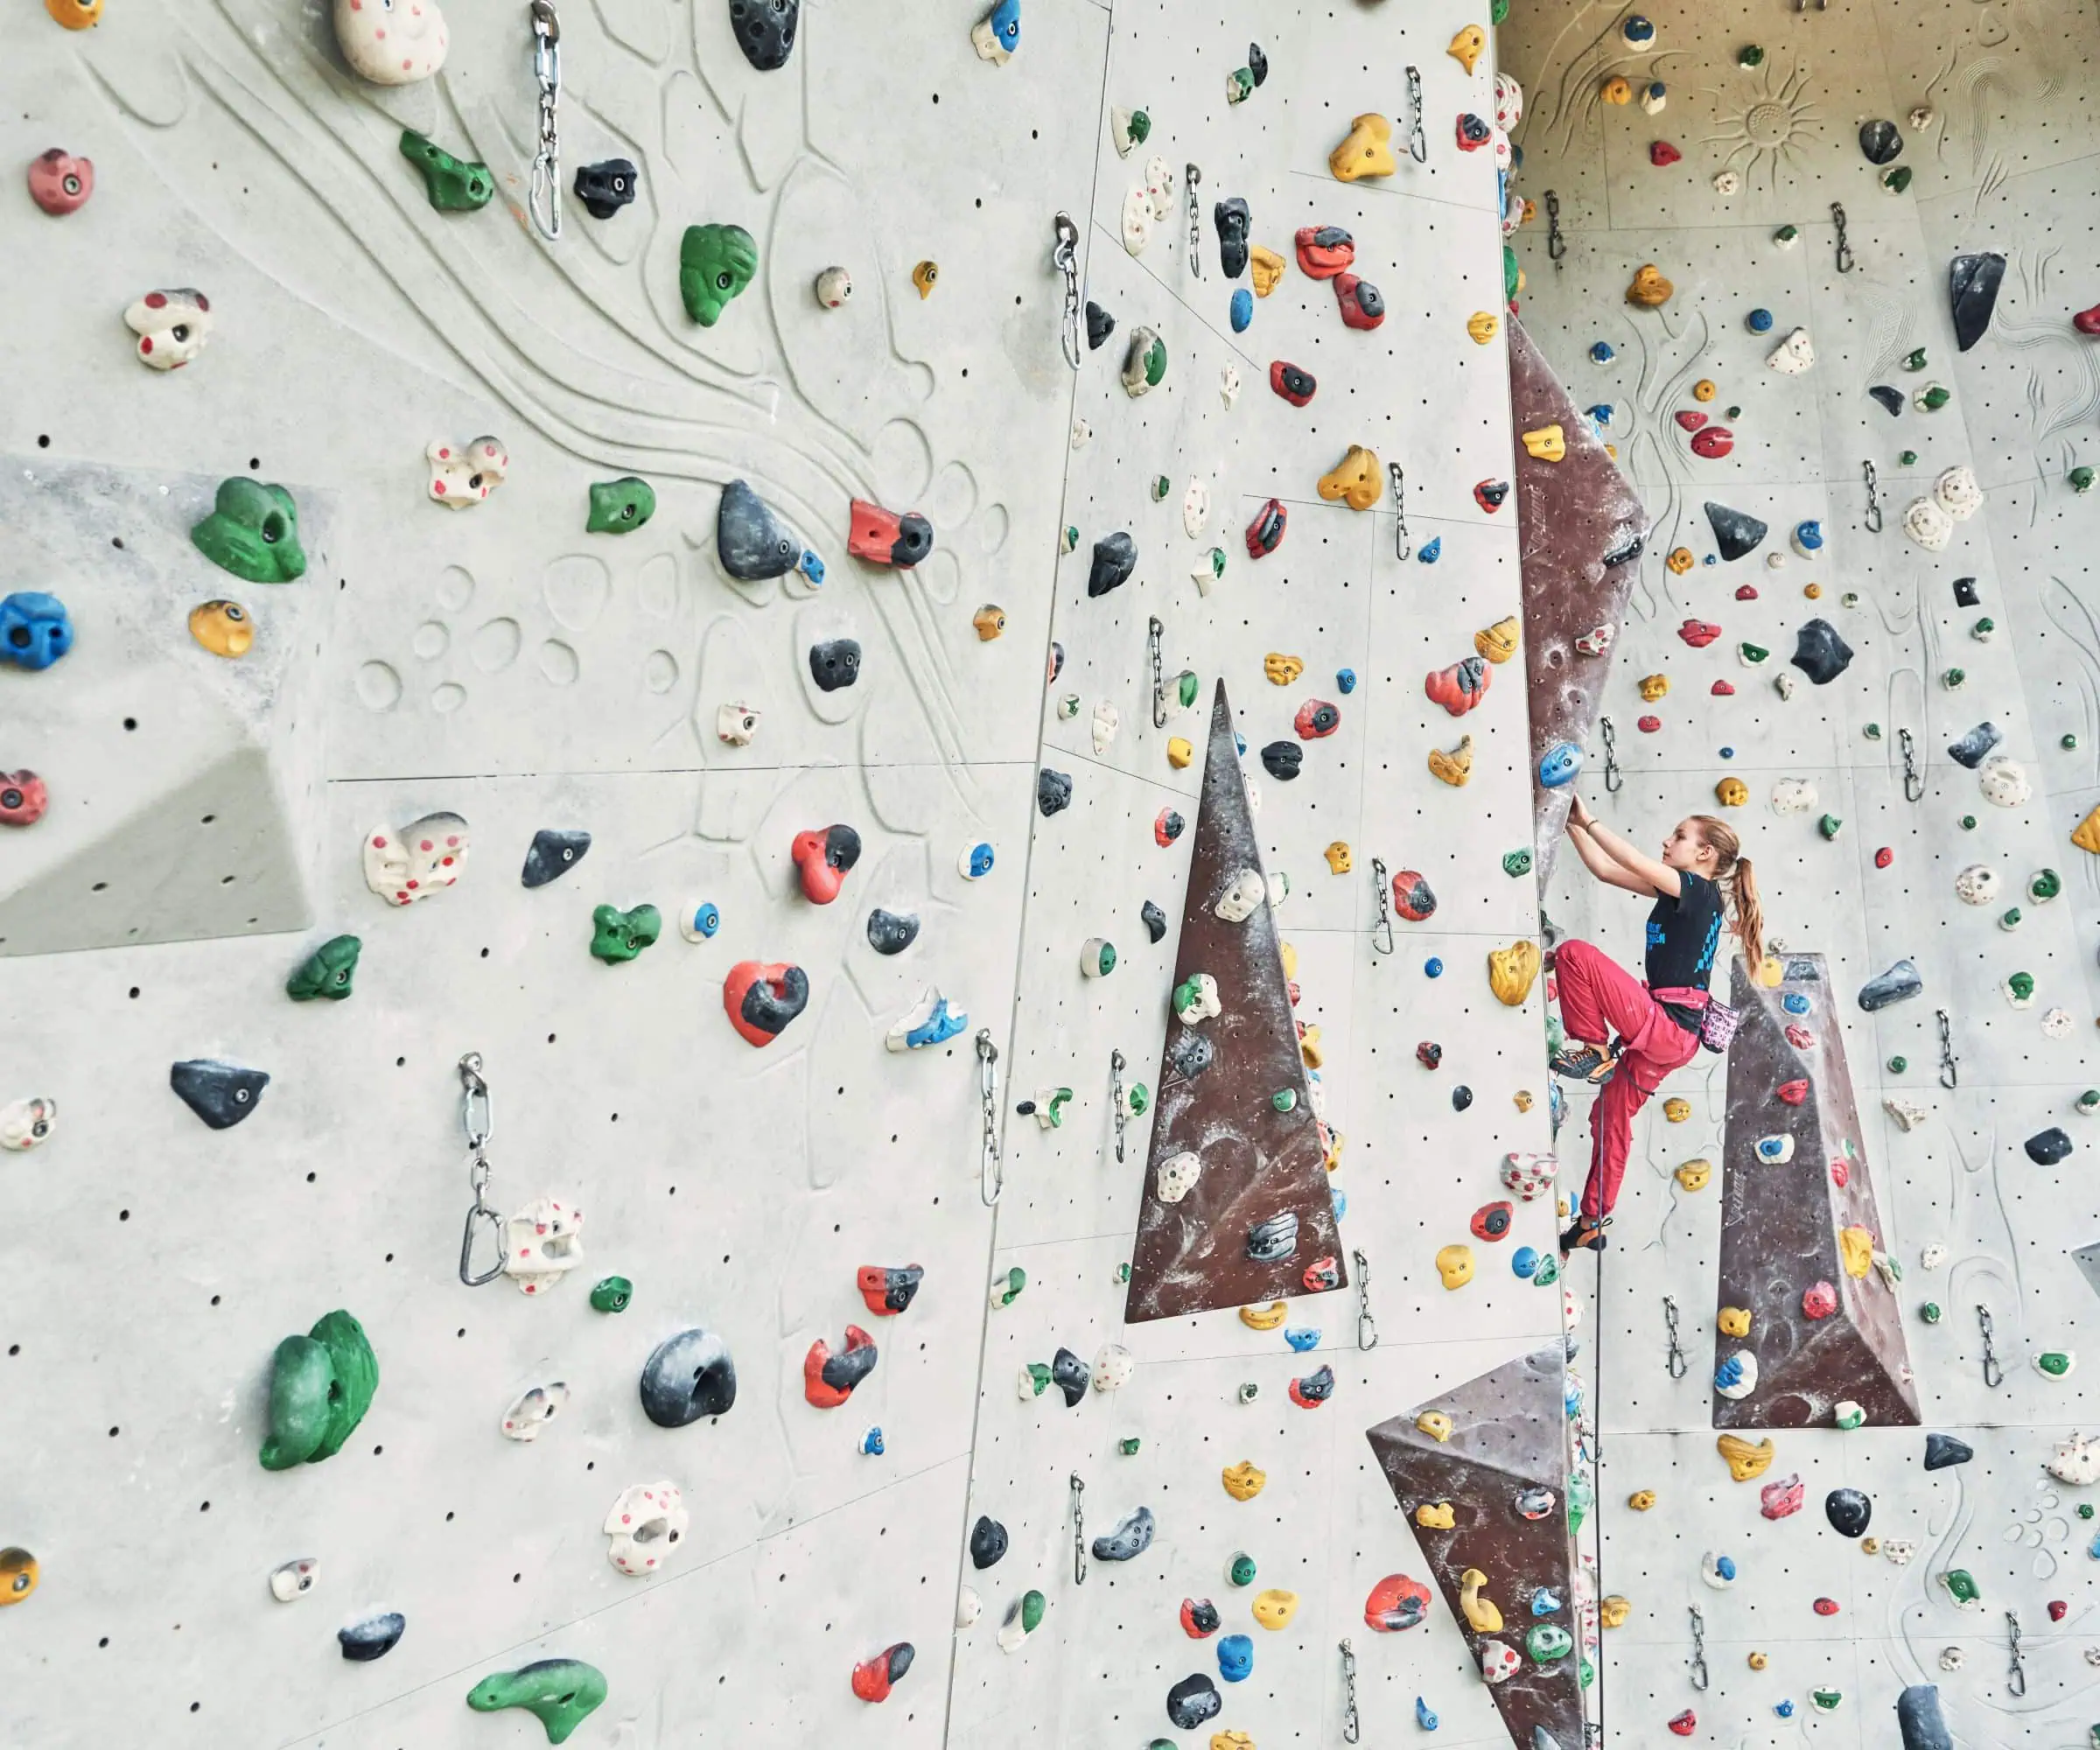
xmin=1550 ymin=799 xmax=1762 ymax=1254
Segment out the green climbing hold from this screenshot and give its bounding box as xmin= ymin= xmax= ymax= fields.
xmin=2080 ymin=1502 xmax=2096 ymax=1519
xmin=1228 ymin=1552 xmax=1257 ymax=1586
xmin=1959 ymin=814 xmax=1978 ymax=831
xmin=2000 ymin=906 xmax=2023 ymax=930
xmin=1942 ymin=667 xmax=1966 ymax=690
xmin=1818 ymin=815 xmax=1843 ymax=841
xmin=1578 ymin=1656 xmax=1595 ymax=1690
xmin=1941 ymin=1568 xmax=1981 ymax=1606
xmin=1152 ymin=476 xmax=1171 ymax=501
xmin=1887 ymin=1056 xmax=1908 ymax=1073
xmin=590 ymin=1275 xmax=634 ymax=1313
xmin=1127 ymin=1082 xmax=1150 ymax=1116
xmin=1527 ymin=1624 xmax=1573 ymax=1662
xmin=399 ymin=130 xmax=493 ymax=212
xmin=1737 ymin=43 xmax=1764 ymax=66
xmin=1881 ymin=166 xmax=1912 ymax=194
xmin=1022 ymin=1362 xmax=1052 ymax=1396
xmin=1920 ymin=384 xmax=1953 ymax=411
xmin=1971 ymin=617 xmax=1996 ymax=640
xmin=1903 ymin=347 xmax=1928 ymax=371
xmin=1810 ymin=1689 xmax=1843 ymax=1712
xmin=2063 ymin=733 xmax=2081 ymax=751
xmin=678 ymin=222 xmax=759 ymax=326
xmin=1115 ymin=1261 xmax=1131 ymax=1284
xmin=466 ymin=1661 xmax=608 ymax=1745
xmin=1502 ymin=848 xmax=1535 ymax=878
xmin=1119 ymin=1436 xmax=1142 ymax=1455
xmin=1566 ymin=1472 xmax=1593 ymax=1538
xmin=1773 ymin=224 xmax=1799 ymax=244
xmin=590 ymin=902 xmax=662 ymax=962
xmin=2038 ymin=1349 xmax=2076 ymax=1377
xmin=1863 ymin=723 xmax=1883 ymax=740
xmin=990 ymin=1266 xmax=1026 ymax=1308
xmin=1271 ymin=1088 xmax=1298 ymax=1112
xmin=1502 ymin=243 xmax=1519 ymax=304
xmin=1921 ymin=1301 xmax=1942 ymax=1324
xmin=1532 ymin=1253 xmax=1560 ymax=1287
xmin=586 ymin=478 xmax=655 ymax=534
xmin=1900 ymin=449 xmax=1920 ymax=466
xmin=1740 ymin=640 xmax=1770 ymax=664
xmin=2072 ymin=466 xmax=2096 ymax=495
xmin=192 ymin=478 xmax=307 ymax=584
xmin=259 ymin=1309 xmax=379 ymax=1471
xmin=286 ymin=934 xmax=361 ymax=1002
xmin=1489 ymin=0 xmax=1508 ymax=21
xmin=1173 ymin=670 xmax=1200 ymax=710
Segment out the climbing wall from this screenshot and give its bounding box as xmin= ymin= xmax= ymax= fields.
xmin=1499 ymin=0 xmax=2100 ymax=1740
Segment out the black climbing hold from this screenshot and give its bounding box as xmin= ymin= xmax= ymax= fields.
xmin=572 ymin=158 xmax=637 ymax=220
xmin=1298 ymin=701 xmax=1340 ymax=738
xmin=1949 ymin=252 xmax=2006 ymax=353
xmin=1790 ymin=619 xmax=1854 ymax=685
xmin=868 ymin=1264 xmax=923 ymax=1312
xmin=865 ymin=909 xmax=920 ymax=956
xmin=638 ymin=1327 xmax=738 ymax=1426
xmin=1922 ymin=1432 xmax=1972 ymax=1470
xmin=1167 ymin=1675 xmax=1223 ymax=1731
xmin=1952 ymin=577 xmax=1980 ymax=608
xmin=1091 ymin=1505 xmax=1156 ymax=1562
xmin=885 ymin=513 xmax=935 ymax=569
xmin=1085 ymin=300 xmax=1115 ymax=350
xmin=1474 ymin=477 xmax=1508 ymax=511
xmin=1293 ymin=1364 xmax=1335 ymax=1404
xmin=1895 ymin=1684 xmax=1954 ymax=1750
xmin=1452 ymin=1084 xmax=1474 ymax=1111
xmin=1340 ymin=276 xmax=1385 ymax=325
xmin=808 ymin=638 xmax=861 ymax=692
xmin=1946 ymin=721 xmax=2001 ymax=767
xmin=2026 ymin=1126 xmax=2074 ymax=1165
xmin=1214 ymin=197 xmax=1251 ymax=279
xmin=1185 ymin=1599 xmax=1222 ymax=1634
xmin=738 ymin=964 xmax=808 ymax=1038
xmin=339 ymin=1612 xmax=406 ymax=1662
xmin=728 ymin=0 xmax=798 ymax=71
xmin=1858 ymin=958 xmax=1923 ymax=1012
xmin=1248 ymin=1211 xmax=1299 ymax=1262
xmin=1050 ymin=1347 xmax=1090 ymax=1406
xmin=1704 ymin=500 xmax=1769 ymax=562
xmin=1261 ymin=740 xmax=1303 ymax=780
xmin=170 ymin=1059 xmax=270 ymax=1130
xmin=1394 ymin=872 xmax=1438 ymax=920
xmin=1142 ymin=900 xmax=1168 ymax=943
xmin=1858 ymin=119 xmax=1903 ymax=165
xmin=521 ymin=827 xmax=592 ymax=888
xmin=1157 ymin=809 xmax=1185 ymax=843
xmin=1088 ymin=531 xmax=1138 ymax=598
xmin=1166 ymin=1030 xmax=1216 ymax=1082
xmin=718 ymin=479 xmax=802 ymax=580
xmin=1824 ymin=1487 xmax=1872 ymax=1537
xmin=1867 ymin=384 xmax=1904 ymax=416
xmin=1047 ymin=642 xmax=1065 ymax=683
xmin=970 ymin=1515 xmax=1009 ymax=1568
xmin=819 ymin=1336 xmax=879 ymax=1396
xmin=1038 ymin=768 xmax=1073 ymax=816
xmin=1247 ymin=42 xmax=1268 ymax=86
xmin=1273 ymin=361 xmax=1317 ymax=403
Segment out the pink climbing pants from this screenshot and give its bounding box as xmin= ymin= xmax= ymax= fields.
xmin=1555 ymin=939 xmax=1702 ymax=1222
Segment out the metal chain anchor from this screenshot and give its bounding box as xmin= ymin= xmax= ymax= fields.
xmin=456 ymin=1054 xmax=505 ymax=1285
xmin=1369 ymin=858 xmax=1395 ymax=956
xmin=1185 ymin=163 xmax=1203 ymax=277
xmin=1688 ymin=1605 xmax=1710 ymax=1690
xmin=528 ymin=1 xmax=563 ymax=242
xmin=1053 ymin=212 xmax=1081 ymax=370
xmin=1863 ymin=457 xmax=1885 ymax=533
xmin=976 ymin=1029 xmax=1003 ymax=1206
xmin=1899 ymin=725 xmax=1923 ymax=802
xmin=1546 ymin=189 xmax=1566 ymax=265
xmin=1340 ymin=1637 xmax=1362 ymax=1742
xmin=1600 ymin=714 xmax=1623 ymax=794
xmin=1069 ymin=1473 xmax=1088 ymax=1586
xmin=2006 ymin=1609 xmax=2026 ymax=1697
xmin=1150 ymin=616 xmax=1167 ymax=727
xmin=1978 ymin=1304 xmax=2004 ymax=1388
xmin=1405 ymin=66 xmax=1427 ymax=164
xmin=1110 ymin=1049 xmax=1129 ymax=1164
xmin=1936 ymin=1008 xmax=1958 ymax=1090
xmin=1831 ymin=200 xmax=1854 ymax=274
xmin=1662 ymin=1294 xmax=1688 ymax=1379
xmin=1354 ymin=1249 xmax=1380 ymax=1349
xmin=1388 ymin=463 xmax=1410 ymax=561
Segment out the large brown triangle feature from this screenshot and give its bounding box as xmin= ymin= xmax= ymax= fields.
xmin=1123 ymin=680 xmax=1346 ymax=1322
xmin=1364 ymin=1348 xmax=1586 ymax=1750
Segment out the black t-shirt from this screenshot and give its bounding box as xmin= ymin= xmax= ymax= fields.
xmin=1644 ymin=870 xmax=1725 ymax=1011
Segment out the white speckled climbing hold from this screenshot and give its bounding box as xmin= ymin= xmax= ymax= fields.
xmin=1953 ymin=864 xmax=1999 ymax=906
xmin=1934 ymin=466 xmax=1983 ymax=521
xmin=1183 ymin=480 xmax=1211 ymax=539
xmin=500 ymin=1381 xmax=570 ymax=1441
xmin=1902 ymin=496 xmax=1953 ymax=551
xmin=1885 ymin=1096 xmax=1931 ymax=1131
xmin=1769 ymin=778 xmax=1818 ymax=816
xmin=1121 ymin=186 xmax=1152 ymax=256
xmin=1978 ymin=756 xmax=2031 ymax=807
xmin=1092 ymin=701 xmax=1120 ymax=754
xmin=1766 ymin=327 xmax=1815 ymax=374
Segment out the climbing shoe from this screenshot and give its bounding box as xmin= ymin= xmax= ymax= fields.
xmin=1559 ymin=1214 xmax=1611 ymax=1255
xmin=1550 ymin=1043 xmax=1619 ymax=1084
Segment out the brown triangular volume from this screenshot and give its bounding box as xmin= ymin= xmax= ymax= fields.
xmin=1714 ymin=953 xmax=1919 ymax=1427
xmin=1508 ymin=314 xmax=1650 ymax=888
xmin=1123 ymin=680 xmax=1345 ymax=1322
xmin=1364 ymin=1348 xmax=1586 ymax=1750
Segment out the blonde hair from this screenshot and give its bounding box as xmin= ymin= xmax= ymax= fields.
xmin=1689 ymin=815 xmax=1764 ymax=972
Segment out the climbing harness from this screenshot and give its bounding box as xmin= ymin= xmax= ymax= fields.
xmin=2006 ymin=1610 xmax=2026 ymax=1697
xmin=456 ymin=1054 xmax=506 ymax=1286
xmin=1404 ymin=66 xmax=1427 ymax=164
xmin=1388 ymin=463 xmax=1410 ymax=561
xmin=1185 ymin=163 xmax=1203 ymax=278
xmin=1149 ymin=616 xmax=1167 ymax=727
xmin=1545 ymin=189 xmax=1566 ymax=266
xmin=1863 ymin=457 xmax=1885 ymax=533
xmin=1662 ymin=1294 xmax=1688 ymax=1379
xmin=1830 ymin=200 xmax=1854 ymax=274
xmin=1936 ymin=1008 xmax=1958 ymax=1089
xmin=528 ymin=1 xmax=564 ymax=242
xmin=1687 ymin=1605 xmax=1710 ymax=1690
xmin=1340 ymin=1638 xmax=1362 ymax=1742
xmin=1899 ymin=725 xmax=1923 ymax=801
xmin=1054 ymin=213 xmax=1082 ymax=370
xmin=1069 ymin=1473 xmax=1088 ymax=1586
xmin=1369 ymin=858 xmax=1396 ymax=956
xmin=1110 ymin=1048 xmax=1129 ymax=1164
xmin=1978 ymin=1304 xmax=2004 ymax=1389
xmin=976 ymin=1029 xmax=1003 ymax=1206
xmin=1599 ymin=713 xmax=1623 ymax=794
xmin=1354 ymin=1249 xmax=1380 ymax=1349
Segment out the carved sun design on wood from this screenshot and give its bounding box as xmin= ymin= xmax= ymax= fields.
xmin=1702 ymin=61 xmax=1822 ymax=188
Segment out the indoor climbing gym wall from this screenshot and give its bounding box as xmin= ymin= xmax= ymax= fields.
xmin=1498 ymin=0 xmax=2100 ymax=1743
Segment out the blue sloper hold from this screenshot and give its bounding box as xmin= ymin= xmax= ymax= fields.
xmin=170 ymin=1059 xmax=270 ymax=1129
xmin=1538 ymin=741 xmax=1582 ymax=787
xmin=1868 ymin=384 xmax=1904 ymax=416
xmin=1230 ymin=287 xmax=1253 ymax=332
xmin=1858 ymin=959 xmax=1922 ymax=1012
xmin=2026 ymin=1126 xmax=2074 ymax=1165
xmin=1946 ymin=721 xmax=2001 ymax=767
xmin=1090 ymin=1505 xmax=1155 ymax=1562
xmin=1285 ymin=1326 xmax=1321 ymax=1352
xmin=1895 ymin=1684 xmax=1954 ymax=1750
xmin=1791 ymin=619 xmax=1853 ymax=684
xmin=1217 ymin=1633 xmax=1253 ymax=1680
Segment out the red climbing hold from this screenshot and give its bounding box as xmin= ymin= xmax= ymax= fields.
xmin=1760 ymin=1474 xmax=1804 ymax=1519
xmin=1734 ymin=584 xmax=1759 ymax=600
xmin=1155 ymin=808 xmax=1186 ymax=847
xmin=1391 ymin=869 xmax=1438 ymax=922
xmin=1874 ymin=846 xmax=1894 ymax=868
xmin=1295 ymin=698 xmax=1341 ymax=738
xmin=1830 ymin=1159 xmax=1849 ymax=1189
xmin=1303 ymin=1255 xmax=1340 ymax=1292
xmin=1334 ymin=272 xmax=1386 ymax=331
xmin=1650 ymin=139 xmax=1682 ymax=166
xmin=792 ymin=824 xmax=862 ymax=903
xmin=1470 ymin=1200 xmax=1514 ymax=1242
xmin=2076 ymin=305 xmax=2100 ymax=336
xmin=1246 ymin=497 xmax=1288 ymax=557
xmin=1270 ymin=360 xmax=1318 ymax=406
xmin=1425 ymin=657 xmax=1492 ymax=716
xmin=1289 ymin=1364 xmax=1335 ymax=1408
xmin=1637 ymin=715 xmax=1662 ymax=732
xmin=1690 ymin=426 xmax=1734 ymax=459
xmin=723 ymin=960 xmax=810 ymax=1047
xmin=1777 ymin=1079 xmax=1809 ymax=1105
xmin=804 ymin=1325 xmax=878 ymax=1408
xmin=1711 ymin=680 xmax=1736 ymax=696
xmin=2051 ymin=1600 xmax=2069 ymax=1620
xmin=1812 ymin=1597 xmax=1838 ymax=1616
xmin=1679 ymin=620 xmax=1722 ymax=648
xmin=1363 ymin=1572 xmax=1432 ymax=1633
xmin=1295 ymin=224 xmax=1355 ymax=279
xmin=1669 ymin=1711 xmax=1697 ymax=1737
xmin=850 ymin=1642 xmax=914 ymax=1702
xmin=1474 ymin=479 xmax=1510 ymax=514
xmin=1802 ymin=1281 xmax=1838 ymax=1320
xmin=846 ymin=499 xmax=934 ymax=569
xmin=1784 ymin=1024 xmax=1814 ymax=1049
xmin=1181 ymin=1597 xmax=1222 ymax=1638
xmin=1417 ymin=1040 xmax=1443 ymax=1070
xmin=858 ymin=1264 xmax=924 ymax=1316
xmin=1674 ymin=410 xmax=1707 ymax=431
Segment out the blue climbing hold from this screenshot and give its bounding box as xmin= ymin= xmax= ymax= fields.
xmin=1230 ymin=287 xmax=1253 ymax=332
xmin=859 ymin=1425 xmax=885 ymax=1455
xmin=1416 ymin=1697 xmax=1439 ymax=1730
xmin=682 ymin=901 xmax=722 ymax=940
xmin=961 ymin=842 xmax=995 ymax=880
xmin=1586 ymin=402 xmax=1614 ymax=424
xmin=1233 ymin=731 xmax=1247 ymax=756
xmin=1531 ymin=1587 xmax=1564 ymax=1614
xmin=1330 ymin=1185 xmax=1348 ymax=1222
xmin=973 ymin=0 xmax=1020 ymax=60
xmin=1538 ymin=741 xmax=1583 ymax=788
xmin=896 ymin=993 xmax=970 ymax=1050
xmin=1714 ymin=1354 xmax=1753 ymax=1395
xmin=1424 ymin=956 xmax=1444 ymax=978
xmin=1285 ymin=1326 xmax=1321 ymax=1352
xmin=1719 ymin=746 xmax=1735 ymax=759
xmin=1512 ymin=1245 xmax=1541 ymax=1278
xmin=799 ymin=549 xmax=826 ymax=587
xmin=1794 ymin=519 xmax=1824 ymax=553
xmin=1775 ymin=1700 xmax=1796 ymax=1718
xmin=0 ymin=592 xmax=74 ymax=671
xmin=1621 ymin=14 xmax=1656 ymax=45
xmin=1590 ymin=341 xmax=1615 ymax=363
xmin=1217 ymin=1634 xmax=1254 ymax=1682
xmin=1746 ymin=307 xmax=1774 ymax=332
xmin=1418 ymin=536 xmax=1442 ymax=564
xmin=1702 ymin=553 xmax=1717 ymax=565
xmin=1336 ymin=667 xmax=1357 ymax=694
xmin=1782 ymin=992 xmax=1810 ymax=1014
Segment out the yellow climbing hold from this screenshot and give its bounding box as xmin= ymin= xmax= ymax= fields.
xmin=2073 ymin=802 xmax=2100 ymax=855
xmin=1299 ymin=1025 xmax=1325 ymax=1069
xmin=1429 ymin=735 xmax=1475 ymax=787
xmin=1474 ymin=617 xmax=1521 ymax=664
xmin=1250 ymin=1588 xmax=1298 ymax=1630
xmin=912 ymin=260 xmax=940 ymax=299
xmin=1667 ymin=547 xmax=1696 ymax=575
xmin=1318 ymin=444 xmax=1384 ymax=511
xmin=1718 ymin=1306 xmax=1752 ymax=1338
xmin=1840 ymin=1224 xmax=1873 ymax=1278
xmin=1212 ymin=1733 xmax=1255 ymax=1750
xmin=1329 ymin=113 xmax=1397 ymax=182
xmin=1279 ymin=942 xmax=1298 ymax=980
xmin=1718 ymin=1432 xmax=1776 ymax=1482
xmin=1458 ymin=1568 xmax=1502 ymax=1633
xmin=1600 ymin=1594 xmax=1631 ymax=1628
xmin=1167 ymin=736 xmax=1194 ymax=768
xmin=1222 ymin=1460 xmax=1267 ymax=1502
xmin=1513 ymin=1088 xmax=1535 ymax=1112
xmin=1467 ymin=311 xmax=1502 ymax=345
xmin=1415 ymin=1410 xmax=1454 ymax=1443
xmin=1600 ymin=74 xmax=1633 ymax=104
xmin=1754 ymin=954 xmax=1784 ymax=988
xmin=1415 ymin=1500 xmax=1456 ymax=1528
xmin=1264 ymin=652 xmax=1305 ymax=686
xmin=1322 ymin=1127 xmax=1347 ymax=1172
xmin=1662 ymin=1096 xmax=1690 ymax=1123
xmin=1692 ymin=379 xmax=1718 ymax=403
xmin=1435 ymin=1243 xmax=1475 ymax=1290
xmin=1250 ymin=245 xmax=1285 ymax=298
xmin=1521 ymin=424 xmax=1567 ymax=462
xmin=1240 ymin=1301 xmax=1288 ymax=1330
xmin=1675 ymin=1158 xmax=1712 ymax=1192
xmin=1448 ymin=23 xmax=1487 ymax=74
xmin=1627 ymin=1489 xmax=1656 ymax=1510
xmin=1804 ymin=582 xmax=1823 ymax=599
xmin=1715 ymin=776 xmax=1748 ymax=807
xmin=1639 ymin=673 xmax=1670 ymax=702
xmin=1488 ymin=940 xmax=1542 ymax=1006
xmin=1747 ymin=1650 xmax=1769 ymax=1670
xmin=1627 ymin=263 xmax=1674 ymax=308
xmin=1324 ymin=841 xmax=1353 ymax=875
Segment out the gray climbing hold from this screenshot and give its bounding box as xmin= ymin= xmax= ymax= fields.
xmin=1824 ymin=1487 xmax=1871 ymax=1537
xmin=1858 ymin=958 xmax=1923 ymax=1012
xmin=1949 ymin=253 xmax=2006 ymax=354
xmin=1867 ymin=384 xmax=1903 ymax=416
xmin=1923 ymin=1432 xmax=1972 ymax=1469
xmin=1858 ymin=119 xmax=1903 ymax=164
xmin=2026 ymin=1126 xmax=2074 ymax=1165
xmin=638 ymin=1327 xmax=738 ymax=1426
xmin=1142 ymin=900 xmax=1168 ymax=942
xmin=1167 ymin=1674 xmax=1223 ymax=1731
xmin=1214 ymin=197 xmax=1251 ymax=278
xmin=170 ymin=1059 xmax=270 ymax=1130
xmin=1704 ymin=500 xmax=1769 ymax=561
xmin=1790 ymin=619 xmax=1853 ymax=685
xmin=808 ymin=638 xmax=861 ymax=692
xmin=1247 ymin=1211 xmax=1299 ymax=1261
xmin=1261 ymin=740 xmax=1303 ymax=780
xmin=1895 ymin=1684 xmax=1953 ymax=1750
xmin=1088 ymin=531 xmax=1138 ymax=598
xmin=728 ymin=0 xmax=797 ymax=70
xmin=1946 ymin=721 xmax=2001 ymax=767
xmin=718 ymin=480 xmax=803 ymax=581
xmin=1086 ymin=301 xmax=1115 ymax=350
xmin=1050 ymin=1347 xmax=1090 ymax=1405
xmin=1038 ymin=768 xmax=1073 ymax=816
xmin=339 ymin=1611 xmax=406 ymax=1662
xmin=970 ymin=1515 xmax=1009 ymax=1568
xmin=1091 ymin=1504 xmax=1157 ymax=1562
xmin=1166 ymin=1029 xmax=1215 ymax=1082
xmin=866 ymin=909 xmax=920 ymax=955
xmin=521 ymin=828 xmax=591 ymax=888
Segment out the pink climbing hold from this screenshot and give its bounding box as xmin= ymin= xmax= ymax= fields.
xmin=1777 ymin=1079 xmax=1809 ymax=1105
xmin=1679 ymin=620 xmax=1722 ymax=648
xmin=1637 ymin=715 xmax=1661 ymax=732
xmin=2076 ymin=304 xmax=2100 ymax=336
xmin=1674 ymin=410 xmax=1706 ymax=431
xmin=1734 ymin=584 xmax=1759 ymax=600
xmin=1690 ymin=427 xmax=1733 ymax=459
xmin=1650 ymin=140 xmax=1682 ymax=166
xmin=1669 ymin=1711 xmax=1697 ymax=1737
xmin=1802 ymin=1280 xmax=1838 ymax=1320
xmin=1760 ymin=1473 xmax=1804 ymax=1519
xmin=1711 ymin=680 xmax=1735 ymax=696
xmin=1830 ymin=1159 xmax=1849 ymax=1188
xmin=1874 ymin=847 xmax=1894 ymax=868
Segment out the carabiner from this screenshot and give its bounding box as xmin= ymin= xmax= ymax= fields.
xmin=528 ymin=1 xmax=563 ymax=242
